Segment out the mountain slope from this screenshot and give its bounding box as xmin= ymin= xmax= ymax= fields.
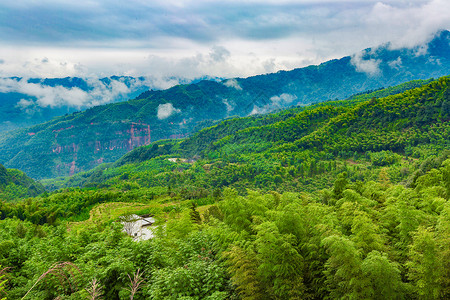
xmin=0 ymin=163 xmax=44 ymax=201
xmin=43 ymin=76 xmax=450 ymax=194
xmin=1 ymin=31 xmax=450 ymax=179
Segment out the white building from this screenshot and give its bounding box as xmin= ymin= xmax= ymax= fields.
xmin=121 ymin=214 xmax=156 ymax=241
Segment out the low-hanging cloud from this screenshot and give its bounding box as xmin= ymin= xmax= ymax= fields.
xmin=350 ymin=51 xmax=381 ymax=76
xmin=270 ymin=93 xmax=297 ymax=104
xmin=157 ymin=103 xmax=181 ymax=120
xmin=222 ymin=98 xmax=235 ymax=112
xmin=388 ymin=57 xmax=402 ymax=69
xmin=0 ymin=77 xmax=148 ymax=109
xmin=223 ymin=79 xmax=242 ymax=90
xmin=16 ymin=98 xmax=40 ymax=115
xmin=249 ymin=92 xmax=298 ymax=116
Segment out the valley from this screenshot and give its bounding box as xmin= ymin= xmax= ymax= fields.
xmin=0 ymin=22 xmax=449 ymax=299
xmin=0 ymin=74 xmax=449 ymax=299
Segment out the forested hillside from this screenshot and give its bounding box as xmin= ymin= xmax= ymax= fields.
xmin=0 ymin=163 xmax=44 ymax=202
xmin=0 ymin=30 xmax=449 ymax=179
xmin=0 ymin=76 xmax=449 ymax=299
xmin=45 ymin=76 xmax=450 ymax=194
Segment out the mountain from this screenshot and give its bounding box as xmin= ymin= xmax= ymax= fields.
xmin=0 ymin=76 xmax=152 ymax=132
xmin=2 ymin=76 xmax=450 ymax=300
xmin=0 ymin=163 xmax=44 ymax=201
xmin=1 ymin=30 xmax=449 ymax=179
xmin=44 ymin=76 xmax=450 ymax=192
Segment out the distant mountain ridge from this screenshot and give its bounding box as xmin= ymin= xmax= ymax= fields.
xmin=0 ymin=30 xmax=449 ymax=179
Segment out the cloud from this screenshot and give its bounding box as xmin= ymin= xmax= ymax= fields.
xmin=350 ymin=51 xmax=381 ymax=76
xmin=222 ymin=98 xmax=235 ymax=112
xmin=388 ymin=57 xmax=402 ymax=69
xmin=16 ymin=98 xmax=34 ymax=108
xmin=223 ymin=79 xmax=242 ymax=90
xmin=16 ymin=98 xmax=40 ymax=115
xmin=0 ymin=0 xmax=449 ymax=80
xmin=249 ymin=104 xmax=276 ymax=116
xmin=0 ymin=77 xmax=148 ymax=108
xmin=157 ymin=103 xmax=181 ymax=120
xmin=366 ymin=0 xmax=450 ymax=49
xmin=0 ymin=1 xmax=363 ymax=45
xmin=209 ymin=46 xmax=230 ymax=63
xmin=270 ymin=93 xmax=297 ymax=104
xmin=249 ymin=92 xmax=298 ymax=116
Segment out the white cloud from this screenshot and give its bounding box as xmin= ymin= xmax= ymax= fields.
xmin=16 ymin=98 xmax=34 ymax=108
xmin=350 ymin=51 xmax=381 ymax=76
xmin=388 ymin=57 xmax=402 ymax=69
xmin=157 ymin=103 xmax=181 ymax=119
xmin=367 ymin=0 xmax=450 ymax=49
xmin=0 ymin=0 xmax=448 ymax=81
xmin=270 ymin=93 xmax=297 ymax=104
xmin=222 ymin=98 xmax=235 ymax=112
xmin=249 ymin=105 xmax=265 ymax=116
xmin=249 ymin=93 xmax=298 ymax=116
xmin=16 ymin=98 xmax=41 ymax=115
xmin=209 ymin=46 xmax=230 ymax=63
xmin=0 ymin=77 xmax=146 ymax=108
xmin=223 ymin=79 xmax=242 ymax=90
xmin=248 ymin=104 xmax=275 ymax=116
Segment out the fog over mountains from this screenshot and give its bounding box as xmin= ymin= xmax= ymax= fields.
xmin=0 ymin=76 xmax=196 ymax=132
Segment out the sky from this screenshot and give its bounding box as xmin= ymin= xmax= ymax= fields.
xmin=0 ymin=0 xmax=449 ymax=84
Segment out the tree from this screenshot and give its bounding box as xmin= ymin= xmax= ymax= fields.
xmin=224 ymin=245 xmax=264 ymax=300
xmin=406 ymin=227 xmax=443 ymax=299
xmin=441 ymin=159 xmax=450 ymax=199
xmin=189 ymin=203 xmax=202 ymax=224
xmin=351 ymin=211 xmax=385 ymax=256
xmin=332 ymin=172 xmax=348 ymax=200
xmin=436 ymin=203 xmax=450 ymax=297
xmin=0 ymin=265 xmax=7 ymax=300
xmin=321 ymin=235 xmax=366 ymax=299
xmin=441 ymin=89 xmax=450 ymax=119
xmin=254 ymin=221 xmax=304 ymax=299
xmin=360 ymin=251 xmax=405 ymax=299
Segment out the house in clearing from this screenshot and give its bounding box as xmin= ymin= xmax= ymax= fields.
xmin=121 ymin=214 xmax=156 ymax=241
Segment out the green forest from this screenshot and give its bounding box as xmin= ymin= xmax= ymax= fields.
xmin=0 ymin=76 xmax=450 ymax=299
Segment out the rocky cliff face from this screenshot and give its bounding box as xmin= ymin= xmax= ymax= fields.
xmin=28 ymin=121 xmax=153 ymax=178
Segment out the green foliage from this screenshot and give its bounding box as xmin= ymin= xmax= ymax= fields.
xmin=1 ymin=158 xmax=450 ymax=299
xmin=360 ymin=251 xmax=405 ymax=299
xmin=369 ymin=150 xmax=401 ymax=166
xmin=322 ymin=235 xmax=365 ymax=299
xmin=0 ymin=266 xmax=6 ymax=300
xmin=224 ymin=245 xmax=263 ymax=300
xmin=0 ymin=164 xmax=44 ymax=201
xmin=1 ymin=75 xmax=450 ymax=299
xmin=407 ymin=227 xmax=443 ymax=299
xmin=254 ymin=221 xmax=304 ymax=298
